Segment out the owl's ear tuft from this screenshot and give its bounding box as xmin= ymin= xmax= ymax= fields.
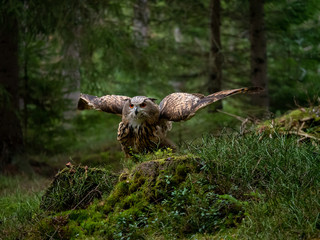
xmin=148 ymin=98 xmax=157 ymax=102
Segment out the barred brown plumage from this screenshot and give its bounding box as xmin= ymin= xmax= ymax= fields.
xmin=78 ymin=87 xmax=262 ymax=157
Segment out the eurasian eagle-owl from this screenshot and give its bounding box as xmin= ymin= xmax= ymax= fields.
xmin=77 ymin=87 xmax=261 ymax=157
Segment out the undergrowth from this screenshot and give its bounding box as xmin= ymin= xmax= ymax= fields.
xmin=29 ymin=155 xmax=247 ymax=239
xmin=0 ymin=175 xmax=50 ymax=240
xmin=41 ymin=165 xmax=118 ymax=211
xmin=188 ymin=133 xmax=320 ymax=239
xmin=1 ymin=134 xmax=319 ymax=240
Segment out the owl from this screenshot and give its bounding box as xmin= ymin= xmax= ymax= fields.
xmin=77 ymin=87 xmax=262 ymax=157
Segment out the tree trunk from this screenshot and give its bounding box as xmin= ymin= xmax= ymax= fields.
xmin=62 ymin=9 xmax=82 ymax=122
xmin=0 ymin=13 xmax=23 ymax=171
xmin=62 ymin=29 xmax=81 ymax=122
xmin=133 ymin=0 xmax=149 ymax=47
xmin=208 ymin=0 xmax=223 ymax=110
xmin=249 ymin=0 xmax=269 ymax=111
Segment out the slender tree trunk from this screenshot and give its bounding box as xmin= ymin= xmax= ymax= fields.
xmin=132 ymin=0 xmax=149 ymax=96
xmin=62 ymin=10 xmax=82 ymax=122
xmin=0 ymin=13 xmax=23 ymax=171
xmin=208 ymin=0 xmax=223 ymax=110
xmin=249 ymin=0 xmax=269 ymax=110
xmin=62 ymin=29 xmax=81 ymax=121
xmin=133 ymin=0 xmax=149 ymax=47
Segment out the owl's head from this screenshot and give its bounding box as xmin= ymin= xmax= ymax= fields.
xmin=122 ymin=96 xmax=160 ymax=125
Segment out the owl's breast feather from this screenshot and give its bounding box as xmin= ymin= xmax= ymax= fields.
xmin=117 ymin=121 xmax=169 ymax=153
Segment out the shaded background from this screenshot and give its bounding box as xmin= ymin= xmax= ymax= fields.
xmin=1 ymin=0 xmax=319 ymax=173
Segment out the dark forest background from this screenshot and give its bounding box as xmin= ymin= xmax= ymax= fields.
xmin=1 ymin=0 xmax=320 ymax=171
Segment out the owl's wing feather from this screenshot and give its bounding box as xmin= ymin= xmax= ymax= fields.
xmin=159 ymin=87 xmax=262 ymax=121
xmin=78 ymin=93 xmax=130 ymax=115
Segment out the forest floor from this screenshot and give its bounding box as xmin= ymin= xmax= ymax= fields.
xmin=1 ymin=107 xmax=320 ymax=240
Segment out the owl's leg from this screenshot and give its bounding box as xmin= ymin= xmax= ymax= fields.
xmin=159 ymin=137 xmax=177 ymax=152
xmin=121 ymin=144 xmax=132 ymax=158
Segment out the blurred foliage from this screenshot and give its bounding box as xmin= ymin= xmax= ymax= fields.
xmin=266 ymin=0 xmax=320 ymax=111
xmin=0 ymin=0 xmax=319 ymax=154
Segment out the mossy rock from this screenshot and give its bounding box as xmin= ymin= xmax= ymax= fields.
xmin=32 ymin=156 xmax=247 ymax=239
xmin=257 ymin=106 xmax=320 ymax=139
xmin=40 ymin=165 xmax=118 ymax=212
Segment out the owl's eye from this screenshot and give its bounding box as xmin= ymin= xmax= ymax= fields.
xmin=129 ymin=104 xmax=134 ymax=108
xmin=140 ymin=103 xmax=146 ymax=108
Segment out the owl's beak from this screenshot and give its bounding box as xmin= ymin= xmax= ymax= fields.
xmin=134 ymin=107 xmax=139 ymax=115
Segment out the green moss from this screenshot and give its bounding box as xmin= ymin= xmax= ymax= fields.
xmin=120 ymin=193 xmax=137 ymax=209
xmin=68 ymin=210 xmax=90 ymax=221
xmin=113 ymin=181 xmax=130 ymax=197
xmin=32 ymin=213 xmax=71 ymax=239
xmin=32 ymin=156 xmax=248 ymax=239
xmin=103 ymin=181 xmax=129 ymax=210
xmin=128 ymin=172 xmax=146 ymax=193
xmin=68 ymin=221 xmax=85 ymax=239
xmin=257 ymin=106 xmax=320 ymax=140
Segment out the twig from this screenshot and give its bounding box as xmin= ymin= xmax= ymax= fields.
xmin=297 ymin=136 xmax=308 ymax=143
xmin=72 ymin=185 xmax=101 ymax=210
xmin=287 ymin=131 xmax=320 ymax=141
xmin=251 ymin=158 xmax=262 ymax=175
xmin=240 ymin=118 xmax=250 ymax=134
xmin=48 ymin=226 xmax=59 ymax=240
xmin=300 ymin=117 xmax=313 ymax=122
xmin=216 ymin=109 xmax=246 ymax=122
xmin=298 ymin=122 xmax=305 ymax=132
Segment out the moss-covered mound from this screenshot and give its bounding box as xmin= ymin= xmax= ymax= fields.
xmin=40 ymin=164 xmax=118 ymax=212
xmin=31 ymin=156 xmax=247 ymax=239
xmin=257 ymin=106 xmax=320 ymax=140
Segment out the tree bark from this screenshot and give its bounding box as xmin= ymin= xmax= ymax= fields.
xmin=249 ymin=0 xmax=269 ymax=111
xmin=208 ymin=0 xmax=223 ymax=110
xmin=0 ymin=13 xmax=23 ymax=171
xmin=62 ymin=8 xmax=82 ymax=122
xmin=133 ymin=0 xmax=149 ymax=47
xmin=62 ymin=28 xmax=81 ymax=122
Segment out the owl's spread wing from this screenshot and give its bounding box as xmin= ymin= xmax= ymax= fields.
xmin=159 ymin=87 xmax=262 ymax=121
xmin=77 ymin=94 xmax=130 ymax=115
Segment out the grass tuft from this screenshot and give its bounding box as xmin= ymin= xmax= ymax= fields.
xmin=189 ymin=133 xmax=320 ymax=239
xmin=0 ymin=175 xmax=49 ymax=240
xmin=40 ymin=165 xmax=118 ymax=212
